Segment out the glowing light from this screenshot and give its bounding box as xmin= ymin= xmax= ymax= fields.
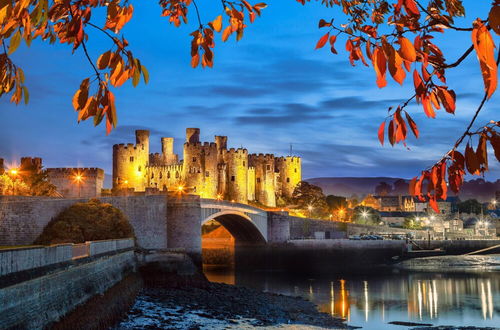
xmin=74 ymin=174 xmax=83 ymax=183
xmin=430 ymin=215 xmax=435 ymax=221
xmin=9 ymin=169 xmax=18 ymax=175
xmin=123 ymin=180 xmax=128 ymax=185
xmin=307 ymin=205 xmax=313 ymax=211
xmin=361 ymin=211 xmax=369 ymax=218
xmin=492 ymin=200 xmax=497 ymax=205
xmin=216 ymin=194 xmax=223 ymax=201
xmin=177 ymin=185 xmax=184 ymax=192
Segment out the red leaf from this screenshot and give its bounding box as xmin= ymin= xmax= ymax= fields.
xmin=378 ymin=121 xmax=386 ymax=145
xmin=315 ymin=32 xmax=330 ymax=49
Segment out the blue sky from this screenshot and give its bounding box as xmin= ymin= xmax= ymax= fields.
xmin=0 ymin=1 xmax=498 ymax=181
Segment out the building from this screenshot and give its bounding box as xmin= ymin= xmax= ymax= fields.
xmin=112 ymin=129 xmax=302 ymax=207
xmin=46 ymin=168 xmax=104 ymax=198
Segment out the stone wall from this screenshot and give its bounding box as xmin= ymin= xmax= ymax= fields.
xmin=0 ymin=249 xmax=136 ymax=329
xmin=0 ymin=195 xmax=167 ymax=249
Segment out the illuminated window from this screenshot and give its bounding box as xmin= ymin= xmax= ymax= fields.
xmin=159 ymin=172 xmax=163 ymax=179
xmin=266 ymin=164 xmax=271 ymax=171
xmin=231 ymin=176 xmax=235 ymax=181
xmin=151 ymin=173 xmax=154 ymax=179
xmin=167 ymin=172 xmax=170 ymax=179
xmin=175 ymin=172 xmax=179 ymax=178
xmin=130 ymin=156 xmax=134 ymax=162
xmin=206 ymin=171 xmax=210 ymax=177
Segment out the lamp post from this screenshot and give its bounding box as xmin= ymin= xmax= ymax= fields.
xmin=74 ymin=174 xmax=84 ymax=198
xmin=307 ymin=205 xmax=313 ymax=218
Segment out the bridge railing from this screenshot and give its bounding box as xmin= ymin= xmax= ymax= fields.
xmin=0 ymin=238 xmax=134 ymax=277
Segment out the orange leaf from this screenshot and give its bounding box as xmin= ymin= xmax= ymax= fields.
xmin=315 ymin=32 xmax=329 ymax=50
xmin=472 ymin=20 xmax=498 ymax=98
xmin=421 ymin=94 xmax=436 ymax=118
xmin=372 ymin=47 xmax=387 ymax=88
xmin=489 ymin=5 xmax=500 ymax=35
xmin=429 ymin=197 xmax=439 ymax=213
xmin=398 ymin=37 xmax=416 ymax=62
xmin=222 ymin=26 xmax=232 ymax=42
xmin=211 ymin=15 xmax=222 ymax=32
xmin=378 ymin=121 xmax=385 ymax=145
xmin=405 ymin=112 xmax=419 ymax=138
xmin=465 ymin=142 xmax=480 ymax=174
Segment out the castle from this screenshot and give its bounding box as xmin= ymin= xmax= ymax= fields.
xmin=112 ymin=128 xmax=302 ymax=207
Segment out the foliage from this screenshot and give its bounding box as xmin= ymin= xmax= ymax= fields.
xmin=0 ymin=0 xmax=267 ymax=134
xmin=457 ymin=199 xmax=485 ymax=215
xmin=375 ymin=181 xmax=392 ymax=196
xmin=403 ymin=216 xmax=423 ymax=230
xmin=291 ymin=181 xmax=330 ymax=219
xmin=325 ymin=195 xmax=347 ymax=211
xmin=0 ymin=170 xmax=56 ymax=196
xmin=352 ymin=206 xmax=381 ymax=225
xmin=34 ymin=199 xmax=135 ymax=244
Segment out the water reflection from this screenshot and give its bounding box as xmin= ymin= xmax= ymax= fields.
xmin=205 ymin=257 xmax=500 ymax=329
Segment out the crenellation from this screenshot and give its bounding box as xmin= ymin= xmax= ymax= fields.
xmin=112 ymin=128 xmax=301 ymax=206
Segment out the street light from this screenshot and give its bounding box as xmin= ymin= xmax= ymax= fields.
xmin=8 ymin=168 xmax=19 ymax=195
xmin=307 ymin=205 xmax=313 ymax=218
xmin=73 ymin=173 xmax=84 ymax=198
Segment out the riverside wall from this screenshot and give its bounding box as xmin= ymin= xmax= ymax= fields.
xmin=0 ymin=239 xmax=136 ymax=330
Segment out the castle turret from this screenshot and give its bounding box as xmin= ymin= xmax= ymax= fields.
xmin=186 ymin=128 xmax=200 ymax=144
xmin=223 ymin=148 xmax=248 ymax=203
xmin=20 ymin=157 xmax=42 ymax=173
xmin=249 ymin=154 xmax=276 ymax=207
xmin=215 ymin=135 xmax=228 ymax=163
xmin=161 ymin=137 xmax=178 ymax=165
xmin=112 ymin=130 xmax=150 ymax=191
xmin=0 ymin=158 xmax=4 ymax=175
xmin=275 ymin=156 xmax=301 ymax=199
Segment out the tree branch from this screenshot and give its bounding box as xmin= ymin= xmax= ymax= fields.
xmin=441 ymin=44 xmax=474 ymax=69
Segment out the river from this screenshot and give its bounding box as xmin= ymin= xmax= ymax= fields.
xmin=204 ymin=254 xmax=500 ymax=329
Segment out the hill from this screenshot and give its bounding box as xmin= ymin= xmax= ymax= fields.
xmin=305 ymin=177 xmax=499 ymax=202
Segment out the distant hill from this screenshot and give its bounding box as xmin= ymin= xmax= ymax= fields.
xmin=305 ymin=177 xmax=499 ymax=202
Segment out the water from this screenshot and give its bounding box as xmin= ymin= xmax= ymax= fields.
xmin=204 ymin=255 xmax=500 ymax=329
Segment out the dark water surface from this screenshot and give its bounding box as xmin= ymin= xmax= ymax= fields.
xmin=204 ymin=255 xmax=500 ymax=329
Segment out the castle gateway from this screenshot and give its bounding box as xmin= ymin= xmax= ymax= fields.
xmin=112 ymin=128 xmax=301 ymax=207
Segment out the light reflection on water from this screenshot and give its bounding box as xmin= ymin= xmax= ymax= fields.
xmin=204 ymin=257 xmax=500 ymax=329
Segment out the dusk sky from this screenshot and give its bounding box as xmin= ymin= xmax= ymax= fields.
xmin=0 ymin=1 xmax=498 ymax=183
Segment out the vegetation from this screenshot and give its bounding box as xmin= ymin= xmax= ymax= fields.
xmin=326 ymin=195 xmax=347 ymax=211
xmin=403 ymin=217 xmax=423 ymax=230
xmin=34 ymin=199 xmax=135 ymax=244
xmin=0 ymin=170 xmax=57 ymax=196
xmin=0 ymin=0 xmax=498 ymax=205
xmin=291 ymin=181 xmax=330 ymax=219
xmin=457 ymin=199 xmax=485 ymax=215
xmin=352 ymin=206 xmax=381 ymax=225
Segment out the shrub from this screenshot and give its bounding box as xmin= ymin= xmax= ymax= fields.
xmin=35 ymin=199 xmax=134 ymax=245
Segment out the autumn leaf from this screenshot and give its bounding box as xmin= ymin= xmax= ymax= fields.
xmin=378 ymin=121 xmax=385 ymax=145
xmin=372 ymin=47 xmax=387 ymax=88
xmin=405 ymin=112 xmax=419 ymax=138
xmin=489 ymin=5 xmax=500 ymax=35
xmin=8 ymin=30 xmax=21 ymax=55
xmin=465 ymin=142 xmax=480 ymax=174
xmin=211 ymin=15 xmax=223 ymax=32
xmin=398 ymin=37 xmax=416 ymax=62
xmin=472 ymin=20 xmax=498 ymax=99
xmin=315 ymin=32 xmax=329 ymax=50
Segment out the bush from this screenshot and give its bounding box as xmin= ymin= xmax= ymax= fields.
xmin=35 ymin=199 xmax=135 ymax=245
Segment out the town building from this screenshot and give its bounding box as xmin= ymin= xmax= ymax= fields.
xmin=112 ymin=129 xmax=302 ymax=207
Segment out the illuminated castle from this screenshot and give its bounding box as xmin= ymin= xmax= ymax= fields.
xmin=112 ymin=128 xmax=301 ymax=207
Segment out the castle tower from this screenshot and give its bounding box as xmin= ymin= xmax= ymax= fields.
xmin=186 ymin=128 xmax=200 ymax=144
xmin=161 ymin=137 xmax=178 ymax=165
xmin=0 ymin=158 xmax=4 ymax=175
xmin=275 ymin=156 xmax=301 ymax=198
xmin=112 ymin=130 xmax=149 ymax=191
xmin=223 ymin=148 xmax=248 ymax=203
xmin=249 ymin=154 xmax=276 ymax=207
xmin=215 ymin=135 xmax=228 ymax=163
xmin=20 ymin=157 xmax=43 ymax=173
xmin=201 ymin=142 xmax=218 ymax=198
xmin=183 ymin=128 xmax=204 ymax=194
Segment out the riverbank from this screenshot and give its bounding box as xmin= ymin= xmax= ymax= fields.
xmin=113 ymin=281 xmax=350 ymax=329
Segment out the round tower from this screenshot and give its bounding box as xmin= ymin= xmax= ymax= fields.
xmin=215 ymin=135 xmax=228 ymax=164
xmin=186 ymin=128 xmax=200 ymax=144
xmin=201 ymin=142 xmax=219 ymax=198
xmin=223 ymin=148 xmax=248 ymax=204
xmin=161 ymin=137 xmax=178 ymax=165
xmin=182 ymin=141 xmax=203 ymax=194
xmin=275 ymin=156 xmax=302 ymax=198
xmin=249 ymin=154 xmax=276 ymax=207
xmin=135 ymin=130 xmax=150 ymax=154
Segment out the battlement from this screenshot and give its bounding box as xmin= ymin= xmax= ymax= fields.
xmin=225 ymin=148 xmax=248 ymax=155
xmin=147 ymin=163 xmax=183 ymax=172
xmin=275 ymin=156 xmax=301 ymax=163
xmin=46 ymin=168 xmax=104 ymax=178
xmin=113 ymin=143 xmax=138 ymax=151
xmin=249 ymin=153 xmax=275 ymax=162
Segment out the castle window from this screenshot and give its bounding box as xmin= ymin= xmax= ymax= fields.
xmin=192 ymin=157 xmax=197 ymax=162
xmin=206 ymin=171 xmax=210 ymax=177
xmin=176 ymin=172 xmax=179 ymax=178
xmin=194 ymin=186 xmax=197 ymax=192
xmin=231 ymin=176 xmax=235 ymax=181
xmin=257 ymin=178 xmax=261 ymax=183
xmin=295 ymin=168 xmax=297 ymax=173
xmin=266 ymin=164 xmax=271 ymax=171
xmin=159 ymin=172 xmax=163 ymax=179
xmin=138 ymin=166 xmax=142 ymax=172
xmin=130 ymin=156 xmax=134 ymax=162
xmin=286 ymin=177 xmax=290 ymax=183
xmin=151 ymin=173 xmax=154 ymax=179
xmin=167 ymin=172 xmax=171 ymax=179
xmin=243 ymin=161 xmax=246 ymax=166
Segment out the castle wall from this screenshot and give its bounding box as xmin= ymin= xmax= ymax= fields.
xmin=201 ymin=143 xmax=218 ymax=199
xmin=224 ymin=148 xmax=248 ymax=204
xmin=146 ymin=164 xmax=183 ymax=191
xmin=275 ymin=156 xmax=301 ymax=199
xmin=249 ymin=154 xmax=276 ymax=207
xmin=46 ymin=168 xmax=104 ymax=198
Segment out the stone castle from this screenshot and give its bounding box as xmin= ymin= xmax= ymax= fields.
xmin=112 ymin=128 xmax=302 ymax=207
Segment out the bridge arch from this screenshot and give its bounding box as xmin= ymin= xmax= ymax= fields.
xmin=201 ymin=210 xmax=266 ymax=243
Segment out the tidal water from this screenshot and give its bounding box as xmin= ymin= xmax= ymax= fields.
xmin=204 ymin=254 xmax=500 ymax=329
